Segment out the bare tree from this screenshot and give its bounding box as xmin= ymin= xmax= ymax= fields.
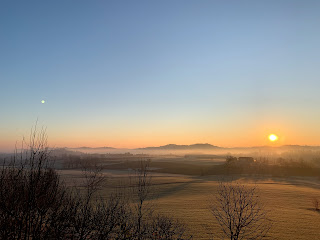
xmin=66 ymin=162 xmax=107 ymax=239
xmin=129 ymin=160 xmax=192 ymax=240
xmin=130 ymin=160 xmax=153 ymax=239
xmin=147 ymin=214 xmax=190 ymax=240
xmin=210 ymin=181 xmax=271 ymax=240
xmin=0 ymin=125 xmax=69 ymax=239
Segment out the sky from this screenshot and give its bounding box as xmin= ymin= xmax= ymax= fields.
xmin=1 ymin=0 xmax=320 ymax=151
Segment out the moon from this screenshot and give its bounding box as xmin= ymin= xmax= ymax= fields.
xmin=268 ymin=134 xmax=278 ymax=142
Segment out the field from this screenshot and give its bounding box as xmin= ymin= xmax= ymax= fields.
xmin=59 ymin=167 xmax=320 ymax=240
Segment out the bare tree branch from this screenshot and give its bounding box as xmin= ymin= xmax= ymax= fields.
xmin=210 ymin=181 xmax=271 ymax=240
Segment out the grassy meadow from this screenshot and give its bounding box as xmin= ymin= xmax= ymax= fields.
xmin=59 ymin=167 xmax=320 ymax=240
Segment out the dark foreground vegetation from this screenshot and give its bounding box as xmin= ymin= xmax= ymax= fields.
xmin=0 ymin=128 xmax=191 ymax=240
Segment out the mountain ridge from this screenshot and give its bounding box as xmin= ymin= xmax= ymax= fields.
xmin=68 ymin=143 xmax=320 ymax=151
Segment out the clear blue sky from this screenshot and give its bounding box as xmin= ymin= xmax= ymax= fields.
xmin=1 ymin=0 xmax=320 ymax=151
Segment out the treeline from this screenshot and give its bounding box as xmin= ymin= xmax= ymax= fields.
xmin=219 ymin=157 xmax=320 ymax=177
xmin=111 ymin=158 xmax=320 ymax=177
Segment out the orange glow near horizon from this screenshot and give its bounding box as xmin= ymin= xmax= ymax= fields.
xmin=3 ymin=124 xmax=320 ymax=152
xmin=46 ymin=133 xmax=304 ymax=149
xmin=39 ymin=126 xmax=320 ymax=149
xmin=3 ymin=135 xmax=320 ymax=151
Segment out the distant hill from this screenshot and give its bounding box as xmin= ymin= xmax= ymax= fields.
xmin=71 ymin=146 xmax=116 ymax=150
xmin=54 ymin=144 xmax=320 ymax=155
xmin=136 ymin=143 xmax=221 ymax=151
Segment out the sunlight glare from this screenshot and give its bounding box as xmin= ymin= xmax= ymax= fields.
xmin=268 ymin=134 xmax=278 ymax=142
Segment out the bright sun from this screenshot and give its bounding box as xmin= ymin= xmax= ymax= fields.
xmin=268 ymin=134 xmax=278 ymax=142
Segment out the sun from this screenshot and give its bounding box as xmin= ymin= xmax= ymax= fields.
xmin=268 ymin=134 xmax=278 ymax=142
xmin=41 ymin=100 xmax=45 ymax=104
